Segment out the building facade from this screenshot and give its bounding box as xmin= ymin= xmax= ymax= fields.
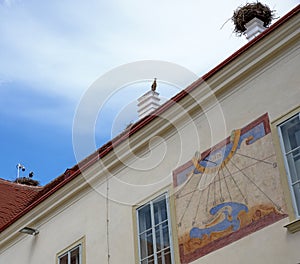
xmin=0 ymin=5 xmax=299 ymax=264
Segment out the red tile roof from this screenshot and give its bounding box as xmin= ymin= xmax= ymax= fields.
xmin=0 ymin=178 xmax=42 ymax=231
xmin=0 ymin=4 xmax=299 ymax=234
xmin=0 ymin=168 xmax=75 ymax=232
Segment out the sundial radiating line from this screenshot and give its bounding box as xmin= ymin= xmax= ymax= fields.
xmin=224 ymin=164 xmax=247 ymax=204
xmin=221 ymin=166 xmax=232 ymax=201
xmin=235 ymin=152 xmax=275 ymax=166
xmin=229 ymin=159 xmax=282 ymax=212
xmin=178 ymin=171 xmax=202 ymax=225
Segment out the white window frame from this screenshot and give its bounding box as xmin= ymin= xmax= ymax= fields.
xmin=136 ymin=193 xmax=174 ymax=264
xmin=58 ymin=244 xmax=82 ymax=264
xmin=278 ymin=112 xmax=300 ymax=218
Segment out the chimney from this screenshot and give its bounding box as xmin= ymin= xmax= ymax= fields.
xmin=137 ymin=79 xmax=161 ymax=119
xmin=244 ymin=17 xmax=266 ymax=41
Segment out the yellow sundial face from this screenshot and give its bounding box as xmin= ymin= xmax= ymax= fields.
xmin=192 ymin=129 xmax=241 ymax=175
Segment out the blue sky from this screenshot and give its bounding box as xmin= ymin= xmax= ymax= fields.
xmin=0 ymin=0 xmax=298 ymax=185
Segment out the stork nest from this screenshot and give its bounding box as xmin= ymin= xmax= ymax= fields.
xmin=14 ymin=177 xmax=40 ymax=186
xmin=232 ymin=2 xmax=275 ymax=35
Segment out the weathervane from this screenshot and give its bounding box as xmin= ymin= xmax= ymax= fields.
xmin=16 ymin=163 xmax=34 ymax=179
xmin=16 ymin=163 xmax=26 ymax=179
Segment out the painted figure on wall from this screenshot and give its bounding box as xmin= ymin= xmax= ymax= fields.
xmin=173 ymin=113 xmax=287 ymax=263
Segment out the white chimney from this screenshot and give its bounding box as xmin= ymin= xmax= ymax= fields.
xmin=137 ymin=79 xmax=160 ymax=119
xmin=245 ymin=17 xmax=266 ymax=41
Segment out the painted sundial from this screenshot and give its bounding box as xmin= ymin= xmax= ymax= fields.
xmin=173 ymin=113 xmax=287 ymax=263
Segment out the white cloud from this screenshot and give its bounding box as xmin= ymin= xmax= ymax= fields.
xmin=0 ymin=0 xmax=298 ymax=126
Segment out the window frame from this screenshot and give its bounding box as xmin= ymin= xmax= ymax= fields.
xmin=136 ymin=192 xmax=175 ymax=264
xmin=271 ymin=107 xmax=300 ymax=233
xmin=56 ymin=237 xmax=85 ymax=264
xmin=278 ymin=112 xmax=300 ymax=218
xmin=58 ymin=245 xmax=81 ymax=264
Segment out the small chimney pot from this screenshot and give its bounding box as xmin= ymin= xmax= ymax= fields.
xmin=245 ymin=17 xmax=266 ymax=41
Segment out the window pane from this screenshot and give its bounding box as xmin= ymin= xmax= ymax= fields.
xmin=154 ymin=198 xmax=167 ymax=224
xmin=70 ymin=247 xmax=80 ymax=264
xmin=293 ymin=182 xmax=300 ymax=214
xmin=138 ymin=204 xmax=152 ymax=233
xmin=139 ymin=230 xmax=154 ymax=259
xmin=287 ymin=149 xmax=300 ymax=183
xmin=288 ymin=122 xmax=300 ymax=150
xmin=141 ymin=255 xmax=155 ymax=264
xmin=280 ymin=114 xmax=300 ymax=217
xmin=281 ymin=115 xmax=300 ymax=153
xmin=58 ymin=254 xmax=68 ymax=264
xmin=157 ymin=248 xmax=171 ymax=264
xmin=137 ymin=194 xmax=172 ymax=263
xmin=155 ymin=222 xmax=170 ymax=251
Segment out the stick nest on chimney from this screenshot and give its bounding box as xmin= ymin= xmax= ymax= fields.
xmin=232 ymin=2 xmax=275 ymax=35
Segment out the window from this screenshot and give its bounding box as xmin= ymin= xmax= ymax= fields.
xmin=58 ymin=244 xmax=81 ymax=264
xmin=278 ymin=112 xmax=300 ymax=217
xmin=137 ymin=193 xmax=173 ymax=264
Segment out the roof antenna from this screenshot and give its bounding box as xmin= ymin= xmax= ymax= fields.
xmin=16 ymin=163 xmax=26 ymax=179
